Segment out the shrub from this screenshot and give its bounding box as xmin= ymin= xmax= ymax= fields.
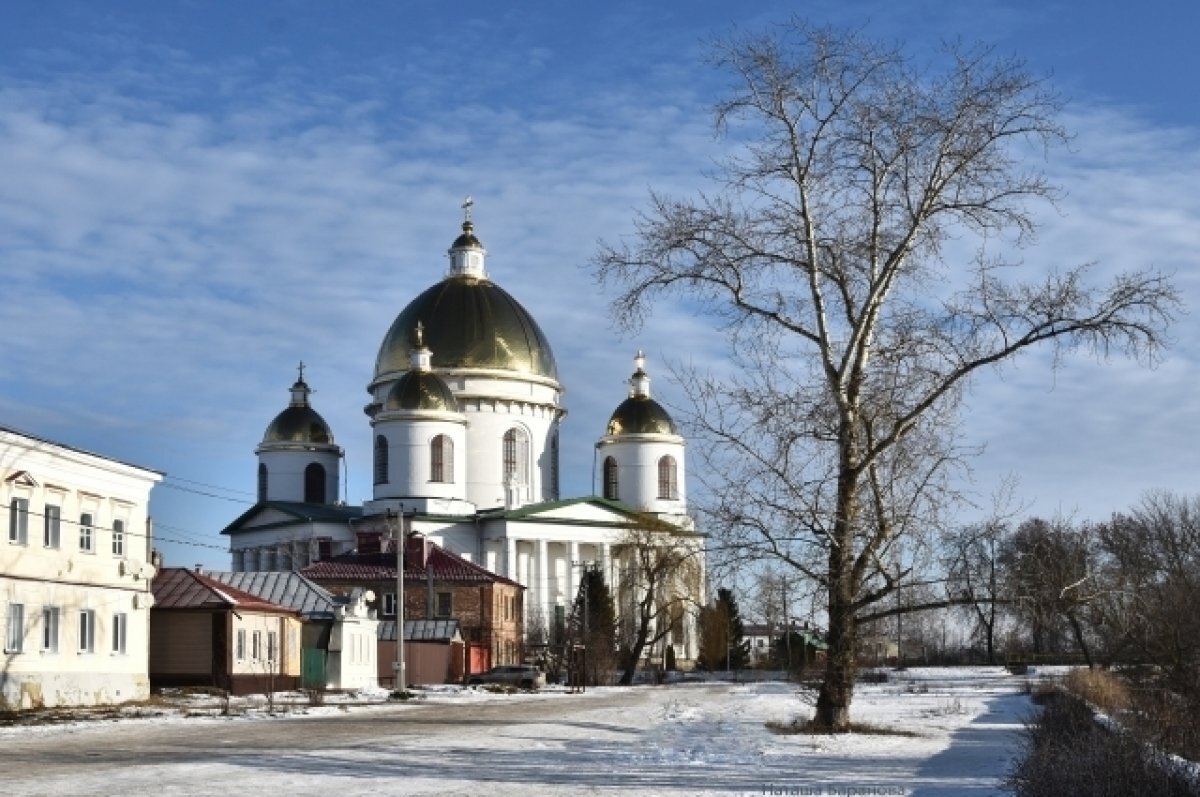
xmin=1063 ymin=668 xmax=1130 ymax=715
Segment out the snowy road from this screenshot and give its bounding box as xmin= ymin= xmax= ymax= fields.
xmin=0 ymin=671 xmax=1032 ymax=796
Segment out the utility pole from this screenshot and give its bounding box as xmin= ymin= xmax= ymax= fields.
xmin=388 ymin=508 xmax=407 ymax=692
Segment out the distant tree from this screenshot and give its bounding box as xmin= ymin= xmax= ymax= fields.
xmin=615 ymin=518 xmax=704 ymax=685
xmin=1001 ymin=517 xmax=1102 ymax=666
xmin=696 ymin=588 xmax=751 ymax=671
xmin=568 ymin=566 xmax=618 ymax=685
xmin=593 ymin=20 xmax=1177 ymax=730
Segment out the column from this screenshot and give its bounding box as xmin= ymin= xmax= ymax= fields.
xmin=567 ymin=540 xmax=580 ymax=606
xmin=506 ymin=537 xmax=519 ymax=582
xmin=537 ymin=538 xmax=551 ymax=630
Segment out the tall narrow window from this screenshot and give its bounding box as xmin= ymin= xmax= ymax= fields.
xmin=112 ymin=613 xmax=127 ymax=654
xmin=657 ymin=455 xmax=679 ymax=500
xmin=42 ymin=607 xmax=59 ymax=653
xmin=78 ymin=609 xmax=95 ymax=653
xmin=435 ymin=592 xmax=452 ymax=618
xmin=5 ymin=603 xmax=23 ymax=653
xmin=111 ymin=519 xmax=125 ymax=557
xmin=304 ymin=462 xmax=326 ymax=503
xmin=257 ymin=463 xmax=268 ymax=501
xmin=79 ymin=512 xmax=94 ymax=552
xmin=252 ymin=631 xmax=262 ymax=660
xmin=549 ymin=430 xmax=560 ymax=500
xmin=382 ymin=592 xmax=396 ymax=617
xmin=8 ymin=498 xmax=29 ymax=544
xmin=43 ymin=504 xmax=60 ymax=548
xmin=267 ymin=630 xmax=278 ymax=663
xmin=374 ymin=435 xmax=389 ymax=485
xmin=236 ymin=629 xmax=246 ymax=660
xmin=430 ymin=435 xmax=453 ymax=483
xmin=502 ymin=428 xmax=529 ymax=485
xmin=603 ymin=457 xmax=619 ymax=501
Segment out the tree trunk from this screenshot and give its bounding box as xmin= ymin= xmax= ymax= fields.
xmin=1066 ymin=611 xmax=1094 ymax=669
xmin=813 ymin=461 xmax=859 ymax=731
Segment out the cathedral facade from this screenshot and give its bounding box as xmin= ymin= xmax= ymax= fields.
xmin=222 ymin=213 xmax=702 ymax=664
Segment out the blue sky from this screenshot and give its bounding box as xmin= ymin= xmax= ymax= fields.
xmin=2 ymin=0 xmax=1198 ymax=570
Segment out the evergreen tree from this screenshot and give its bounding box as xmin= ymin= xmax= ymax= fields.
xmin=696 ymin=588 xmax=751 ymax=671
xmin=569 ymin=566 xmax=617 ymax=685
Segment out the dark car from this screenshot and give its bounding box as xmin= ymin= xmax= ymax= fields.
xmin=467 ymin=665 xmax=547 ymax=689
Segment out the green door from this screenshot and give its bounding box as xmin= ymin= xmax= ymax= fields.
xmin=301 ymin=648 xmax=326 ymax=689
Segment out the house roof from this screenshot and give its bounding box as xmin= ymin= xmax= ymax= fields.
xmin=201 ymin=570 xmax=341 ymax=619
xmin=301 ymin=540 xmax=522 ymax=587
xmin=0 ymin=422 xmax=163 ymax=477
xmin=378 ymin=618 xmax=462 ymax=643
xmin=152 ymin=567 xmax=299 ymax=614
xmin=220 ymin=500 xmax=363 ymax=536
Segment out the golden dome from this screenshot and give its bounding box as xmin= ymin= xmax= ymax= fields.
xmin=374 ymin=276 xmax=559 ymax=380
xmin=262 ymin=406 xmax=334 ymax=445
xmin=384 ymin=370 xmax=460 ymax=413
xmin=606 ymin=396 xmax=677 ymax=436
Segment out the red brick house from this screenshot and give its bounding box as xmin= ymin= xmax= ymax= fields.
xmin=302 ymin=534 xmax=524 ymax=678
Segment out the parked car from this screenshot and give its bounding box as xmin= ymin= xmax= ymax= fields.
xmin=468 ymin=665 xmax=547 ymax=689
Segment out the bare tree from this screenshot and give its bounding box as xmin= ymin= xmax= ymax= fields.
xmin=593 ymin=21 xmax=1177 ymax=729
xmin=614 ymin=518 xmax=704 ymax=685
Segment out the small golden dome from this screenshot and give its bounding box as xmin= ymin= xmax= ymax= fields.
xmin=262 ymin=406 xmax=334 ymax=444
xmin=384 ymin=370 xmax=460 ymax=413
xmin=606 ymin=396 xmax=677 ymax=436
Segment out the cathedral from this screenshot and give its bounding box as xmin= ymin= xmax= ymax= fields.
xmin=221 ymin=210 xmax=703 ymax=664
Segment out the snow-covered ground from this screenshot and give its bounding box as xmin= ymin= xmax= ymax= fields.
xmin=2 ymin=667 xmax=1037 ymax=796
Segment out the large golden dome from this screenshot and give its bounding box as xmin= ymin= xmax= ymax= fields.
xmin=374 ymin=276 xmax=559 ymax=381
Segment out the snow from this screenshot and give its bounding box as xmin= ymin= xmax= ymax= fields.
xmin=2 ymin=667 xmax=1036 ymax=796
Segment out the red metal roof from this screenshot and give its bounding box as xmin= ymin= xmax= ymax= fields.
xmin=301 ymin=540 xmax=522 ymax=588
xmin=152 ymin=567 xmax=299 ymax=613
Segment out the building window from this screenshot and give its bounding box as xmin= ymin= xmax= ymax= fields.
xmin=236 ymin=629 xmax=246 ymax=660
xmin=5 ymin=603 xmax=24 ymax=653
xmin=257 ymin=463 xmax=268 ymax=501
xmin=502 ymin=428 xmax=529 ymax=485
xmin=112 ymin=613 xmax=127 ymax=654
xmin=435 ymin=592 xmax=452 ymax=618
xmin=79 ymin=512 xmax=94 ymax=552
xmin=43 ymin=504 xmax=60 ymax=548
xmin=430 ymin=434 xmax=453 ymax=483
xmin=112 ymin=519 xmax=125 ymax=557
xmin=78 ymin=609 xmax=95 ymax=653
xmin=382 ymin=592 xmax=396 ymax=617
xmin=657 ymin=455 xmax=678 ymax=500
xmin=550 ymin=430 xmax=560 ymax=500
xmin=603 ymin=457 xmax=619 ymax=501
xmin=374 ymin=435 xmax=388 ymax=485
xmin=304 ymin=462 xmax=326 ymax=503
xmin=267 ymin=630 xmax=278 ymax=663
xmin=42 ymin=607 xmax=59 ymax=653
xmin=252 ymin=631 xmax=262 ymax=660
xmin=8 ymin=497 xmax=29 ymax=544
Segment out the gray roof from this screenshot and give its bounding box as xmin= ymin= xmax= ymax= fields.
xmin=378 ymin=618 xmax=461 ymax=643
xmin=204 ymin=570 xmax=340 ymax=620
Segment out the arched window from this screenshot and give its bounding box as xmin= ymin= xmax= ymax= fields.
xmin=304 ymin=462 xmax=326 ymax=503
xmin=374 ymin=435 xmax=388 ymax=485
xmin=549 ymin=430 xmax=560 ymax=500
xmin=257 ymin=463 xmax=268 ymax=502
xmin=603 ymin=456 xmax=619 ymax=501
xmin=502 ymin=428 xmax=529 ymax=485
xmin=431 ymin=434 xmax=453 ymax=483
xmin=657 ymin=455 xmax=678 ymax=500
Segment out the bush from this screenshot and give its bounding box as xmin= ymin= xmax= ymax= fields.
xmin=1007 ymin=690 xmax=1197 ymax=797
xmin=1063 ymin=668 xmax=1129 ymax=715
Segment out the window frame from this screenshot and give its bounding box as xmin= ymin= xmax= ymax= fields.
xmin=5 ymin=602 xmax=24 ymax=653
xmin=304 ymin=462 xmax=326 ymax=503
xmin=43 ymin=504 xmax=61 ymax=548
xmin=112 ymin=612 xmax=127 ymax=655
xmin=252 ymin=630 xmax=262 ymax=661
xmin=235 ymin=628 xmax=246 ymax=661
xmin=435 ymin=592 xmax=452 ymax=618
xmin=111 ymin=518 xmax=126 ymax=557
xmin=79 ymin=512 xmax=94 ymax=553
xmin=382 ymin=592 xmax=396 ymax=617
xmin=8 ymin=497 xmax=29 ymax=545
xmin=657 ymin=455 xmax=679 ymax=500
xmin=374 ymin=435 xmax=389 ymax=485
xmin=603 ymin=456 xmax=619 ymax=501
xmin=430 ymin=434 xmax=454 ymax=483
xmin=42 ymin=606 xmax=59 ymax=653
xmin=502 ymin=428 xmax=529 ymax=486
xmin=267 ymin=630 xmax=278 ymax=664
xmin=78 ymin=609 xmax=95 ymax=653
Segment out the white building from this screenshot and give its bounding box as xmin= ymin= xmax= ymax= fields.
xmin=222 ymin=212 xmax=703 ymax=663
xmin=1 ymin=425 xmax=162 ymax=708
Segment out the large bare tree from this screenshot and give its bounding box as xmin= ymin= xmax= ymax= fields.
xmin=592 ymin=21 xmax=1177 ymax=730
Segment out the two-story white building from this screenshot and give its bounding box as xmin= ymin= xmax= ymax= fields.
xmin=1 ymin=425 xmax=162 ymax=708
